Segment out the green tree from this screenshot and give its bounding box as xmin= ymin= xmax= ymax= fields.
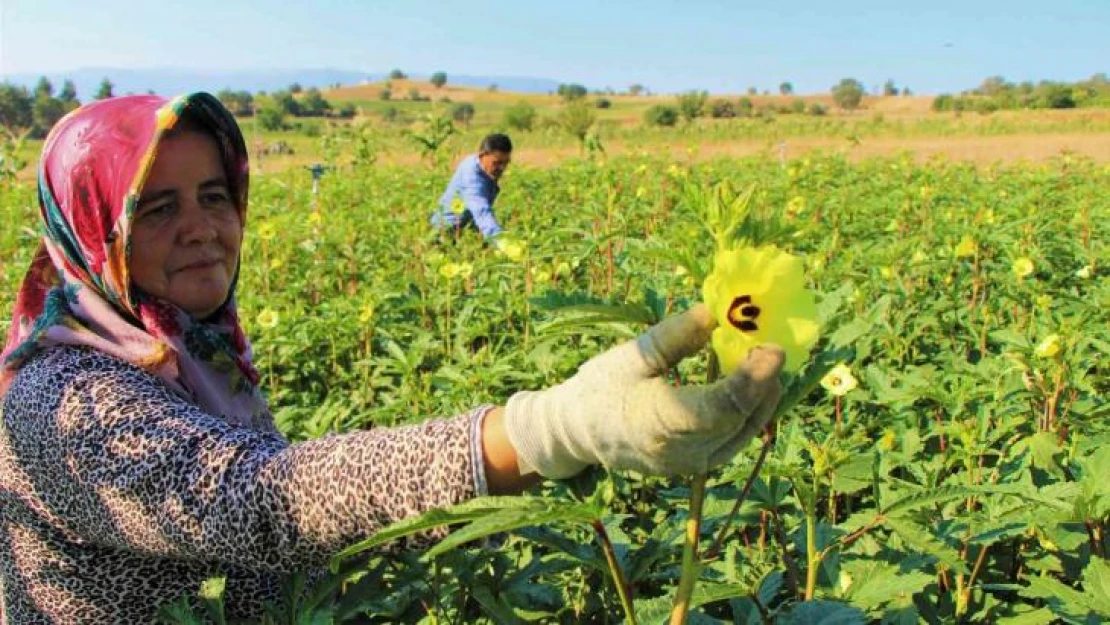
xmin=628 ymin=83 xmax=644 ymax=96
xmin=289 ymin=82 xmax=303 ymax=94
xmin=450 ymin=102 xmax=475 ymax=126
xmin=34 ymin=77 xmax=54 ymax=98
xmin=95 ymin=78 xmax=115 ymax=100
xmin=58 ymin=80 xmax=78 ymax=105
xmin=831 ymin=78 xmax=865 ymax=110
xmin=0 ymin=83 xmax=33 ymax=129
xmin=643 ymin=104 xmax=678 ymax=127
xmin=430 ymin=72 xmax=448 ymax=89
xmin=882 ymin=79 xmax=898 ymax=96
xmin=389 ymin=68 xmax=407 ymax=80
xmin=557 ymin=83 xmax=587 ymax=102
xmin=32 ymin=95 xmax=67 ymax=137
xmin=255 ymin=105 xmax=285 ymax=131
xmin=502 ymin=101 xmax=537 ymax=131
xmin=977 ymin=75 xmax=1008 ymax=97
xmin=216 ymin=90 xmax=254 ymax=116
xmin=300 ymin=88 xmax=331 ymax=116
xmin=779 ymin=82 xmax=794 ymax=96
xmin=559 ymin=100 xmax=596 ymax=149
xmin=271 ymin=90 xmax=302 ymax=116
xmin=676 ymin=89 xmax=708 ymax=122
xmin=709 ymin=99 xmax=736 ymax=118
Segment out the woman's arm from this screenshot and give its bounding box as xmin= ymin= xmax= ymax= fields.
xmin=481 ymin=407 xmax=541 ymax=494
xmin=4 ymin=347 xmax=486 ymax=572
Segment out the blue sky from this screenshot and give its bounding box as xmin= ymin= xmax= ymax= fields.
xmin=1 ymin=0 xmax=1107 ymax=95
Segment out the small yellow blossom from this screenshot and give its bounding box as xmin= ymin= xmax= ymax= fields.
xmin=1076 ymin=265 xmax=1092 ymax=279
xmin=820 ymin=363 xmax=858 ymax=397
xmin=496 ymin=238 xmax=525 ymax=262
xmin=878 ymin=429 xmax=897 ymax=451
xmin=635 ymin=186 xmax=647 ymax=199
xmin=531 ymin=267 xmax=552 ymax=285
xmin=450 ymin=195 xmax=466 ymax=216
xmin=256 ymin=309 xmax=279 ymax=329
xmin=912 ymin=250 xmax=928 ymax=264
xmin=786 ymin=196 xmax=806 ymax=217
xmin=1034 ymin=294 xmax=1052 ymax=311
xmin=439 ymin=263 xmax=461 ymax=279
xmin=1012 ymin=257 xmax=1034 ymax=279
xmin=880 ymin=266 xmax=894 ymax=279
xmin=256 ymin=222 xmax=277 ymax=240
xmin=954 ymin=235 xmax=977 ymax=258
xmin=359 ymin=301 xmax=375 ymax=324
xmin=269 ymin=257 xmax=284 ymax=270
xmin=1034 ymin=334 xmax=1062 ymax=359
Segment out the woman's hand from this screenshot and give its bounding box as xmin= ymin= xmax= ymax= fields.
xmin=501 ymin=304 xmax=785 ymax=479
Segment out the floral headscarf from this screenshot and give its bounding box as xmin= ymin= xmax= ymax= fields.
xmin=0 ymin=92 xmax=267 ymax=426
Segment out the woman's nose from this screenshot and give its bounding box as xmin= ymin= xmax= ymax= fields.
xmin=177 ymin=200 xmax=218 ymax=244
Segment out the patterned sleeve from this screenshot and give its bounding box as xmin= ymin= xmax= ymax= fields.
xmin=3 ymin=346 xmax=491 ymax=572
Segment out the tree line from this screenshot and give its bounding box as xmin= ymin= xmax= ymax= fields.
xmin=0 ymin=77 xmax=356 ymax=136
xmin=932 ymin=73 xmax=1110 ymax=112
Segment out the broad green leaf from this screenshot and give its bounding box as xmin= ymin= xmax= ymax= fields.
xmin=1083 ymin=557 xmax=1110 ymax=613
xmin=779 ymin=600 xmax=868 ymax=624
xmin=884 ymin=517 xmax=967 ymax=574
xmin=839 ymin=559 xmax=932 ymax=612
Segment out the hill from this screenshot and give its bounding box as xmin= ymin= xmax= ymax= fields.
xmin=0 ymin=68 xmax=566 ymax=100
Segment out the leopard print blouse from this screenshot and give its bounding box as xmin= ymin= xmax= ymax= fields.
xmin=0 ymin=345 xmax=490 ymax=623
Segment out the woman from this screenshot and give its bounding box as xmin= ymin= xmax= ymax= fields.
xmin=0 ymin=93 xmax=784 ymax=622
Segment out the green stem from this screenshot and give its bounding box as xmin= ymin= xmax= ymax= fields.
xmin=705 ymin=431 xmax=774 ymax=560
xmin=670 ymin=473 xmax=707 ymax=625
xmin=592 ymin=520 xmax=638 ymax=625
xmin=804 ymin=505 xmax=819 ymax=601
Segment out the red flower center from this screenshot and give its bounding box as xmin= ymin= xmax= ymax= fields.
xmin=727 ymin=295 xmax=761 ymax=332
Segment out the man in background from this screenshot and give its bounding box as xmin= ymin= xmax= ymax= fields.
xmin=431 ymin=133 xmax=512 ymax=242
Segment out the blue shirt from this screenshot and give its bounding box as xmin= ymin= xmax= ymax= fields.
xmin=430 ymin=154 xmax=503 ymax=239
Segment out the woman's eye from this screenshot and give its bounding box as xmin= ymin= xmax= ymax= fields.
xmin=203 ymin=191 xmax=233 ymax=206
xmin=139 ymin=203 xmax=174 ymax=219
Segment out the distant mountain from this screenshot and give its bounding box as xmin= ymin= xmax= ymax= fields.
xmin=0 ymin=67 xmax=567 ymax=99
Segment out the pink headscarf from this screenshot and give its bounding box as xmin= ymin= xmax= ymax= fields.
xmin=1 ymin=93 xmax=267 ymax=426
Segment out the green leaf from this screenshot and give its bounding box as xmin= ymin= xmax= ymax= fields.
xmin=1023 ymin=432 xmax=1064 ymax=474
xmin=423 ymin=503 xmax=599 ymax=560
xmin=840 ymin=559 xmax=932 ymax=612
xmin=779 ymin=600 xmax=868 ymax=624
xmin=1083 ymin=557 xmax=1110 ymax=613
xmin=880 ymin=484 xmax=1068 ymax=516
xmin=992 ymin=607 xmax=1057 ymax=625
xmin=329 ymin=497 xmax=598 ymax=569
xmin=884 ymin=517 xmax=967 ymax=574
xmin=470 ymin=585 xmax=525 ymax=625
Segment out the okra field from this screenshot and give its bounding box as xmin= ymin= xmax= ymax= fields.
xmin=1 ymin=120 xmax=1108 ymax=623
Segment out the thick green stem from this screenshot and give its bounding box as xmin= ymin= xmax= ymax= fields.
xmin=592 ymin=520 xmax=638 ymax=625
xmin=804 ymin=506 xmax=819 ymax=601
xmin=670 ymin=473 xmax=707 ymax=625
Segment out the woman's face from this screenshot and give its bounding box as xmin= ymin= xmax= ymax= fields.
xmin=129 ymin=130 xmax=242 ymax=319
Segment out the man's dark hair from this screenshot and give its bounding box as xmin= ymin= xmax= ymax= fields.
xmin=479 ymin=133 xmax=512 ymax=154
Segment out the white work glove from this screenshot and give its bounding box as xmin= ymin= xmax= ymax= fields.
xmin=504 ymin=304 xmax=785 ymax=478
